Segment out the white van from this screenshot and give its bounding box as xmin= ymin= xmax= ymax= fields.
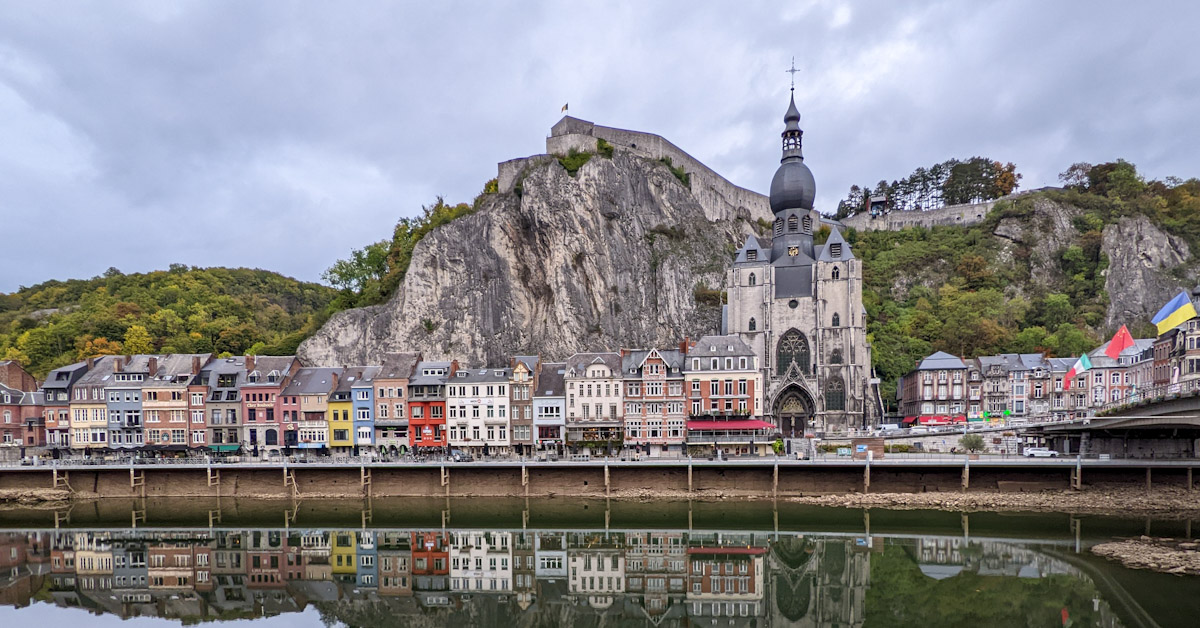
xmin=878 ymin=423 xmax=901 ymax=432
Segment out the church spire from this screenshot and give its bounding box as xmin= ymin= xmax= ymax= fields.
xmin=782 ymin=58 xmax=804 ymax=161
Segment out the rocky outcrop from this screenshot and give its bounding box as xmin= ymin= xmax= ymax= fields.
xmin=1092 ymin=537 xmax=1200 ymax=575
xmin=299 ymin=150 xmax=769 ymax=366
xmin=1102 ymin=215 xmax=1192 ymax=328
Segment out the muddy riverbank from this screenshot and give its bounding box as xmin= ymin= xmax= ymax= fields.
xmin=1092 ymin=536 xmax=1200 ymax=575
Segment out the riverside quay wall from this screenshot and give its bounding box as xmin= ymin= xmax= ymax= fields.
xmin=1 ymin=459 xmax=1197 ymax=500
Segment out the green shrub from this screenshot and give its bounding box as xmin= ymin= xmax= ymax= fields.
xmin=693 ymin=285 xmax=726 ymax=306
xmin=558 ymin=148 xmax=593 ymax=177
xmin=658 ymin=156 xmax=691 ymax=189
xmin=596 ymin=138 xmax=614 ymax=158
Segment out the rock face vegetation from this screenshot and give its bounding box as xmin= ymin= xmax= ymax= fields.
xmin=298 ymin=149 xmax=763 ymax=366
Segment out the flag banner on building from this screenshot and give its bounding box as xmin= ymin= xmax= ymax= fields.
xmin=1104 ymin=324 xmax=1135 ymax=359
xmin=1151 ymin=291 xmax=1197 ymax=335
xmin=561 ymin=103 xmax=568 ymax=112
xmin=1064 ymin=353 xmax=1092 ymax=390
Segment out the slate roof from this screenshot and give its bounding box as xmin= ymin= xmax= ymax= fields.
xmin=283 ymin=367 xmax=343 ymax=396
xmin=450 ymin=367 xmax=512 ymax=383
xmin=816 ymin=227 xmax=856 ymax=262
xmin=688 ymin=335 xmax=755 ymax=359
xmin=410 ymin=361 xmax=453 ymax=386
xmin=733 ymin=235 xmax=771 ymax=264
xmin=145 ymin=354 xmax=212 ymax=385
xmin=42 ymin=361 xmax=89 ymax=390
xmin=74 ymin=355 xmax=120 ymax=387
xmin=536 ymin=363 xmax=566 ymax=397
xmin=916 ymin=351 xmax=966 ymax=370
xmin=242 ymin=356 xmax=296 ymax=387
xmin=620 ymin=348 xmax=684 ymax=376
xmin=378 ymin=352 xmax=422 ymax=380
xmin=564 ymin=352 xmax=622 ymax=376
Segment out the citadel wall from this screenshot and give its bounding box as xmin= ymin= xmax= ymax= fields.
xmin=497 ymin=116 xmax=772 ymax=225
xmin=841 ymin=198 xmax=1003 ymax=232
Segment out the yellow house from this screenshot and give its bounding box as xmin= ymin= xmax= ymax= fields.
xmin=331 ymin=531 xmax=358 ymax=576
xmin=328 ymin=371 xmax=355 ymax=453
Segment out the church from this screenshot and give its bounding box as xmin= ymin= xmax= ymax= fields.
xmin=725 ymin=93 xmax=878 ymax=436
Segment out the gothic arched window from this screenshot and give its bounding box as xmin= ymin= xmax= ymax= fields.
xmin=749 ymin=317 xmax=757 ymax=331
xmin=832 ymin=313 xmax=840 ymax=327
xmin=749 ymin=273 xmax=756 ymax=286
xmin=787 ymin=215 xmax=798 ymax=232
xmin=830 ymin=348 xmax=843 ymax=364
xmin=776 ymin=330 xmax=810 ymax=376
xmin=831 ymin=266 xmax=840 ymax=280
xmin=825 ymin=376 xmax=845 ymax=411
xmin=802 ymin=215 xmax=813 ymax=233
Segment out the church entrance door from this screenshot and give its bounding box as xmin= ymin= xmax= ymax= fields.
xmin=774 ymin=386 xmax=815 ymax=438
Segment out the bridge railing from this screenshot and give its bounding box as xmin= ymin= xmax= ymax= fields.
xmin=1096 ymin=379 xmax=1200 ymax=415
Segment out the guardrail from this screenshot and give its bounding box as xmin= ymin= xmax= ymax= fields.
xmin=1097 ymin=378 xmax=1200 ymax=415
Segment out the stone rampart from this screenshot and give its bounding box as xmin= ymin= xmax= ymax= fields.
xmin=841 ymin=198 xmax=1002 ymax=232
xmin=498 ymin=116 xmax=772 ymax=225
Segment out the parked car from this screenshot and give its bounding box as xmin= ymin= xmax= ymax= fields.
xmin=450 ymin=449 xmax=473 ymax=462
xmin=1024 ymin=447 xmax=1059 ymax=458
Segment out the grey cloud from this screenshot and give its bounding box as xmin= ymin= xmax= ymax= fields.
xmin=1 ymin=1 xmax=1197 ymax=291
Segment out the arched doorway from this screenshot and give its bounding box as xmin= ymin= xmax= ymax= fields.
xmin=774 ymin=385 xmax=815 ymax=438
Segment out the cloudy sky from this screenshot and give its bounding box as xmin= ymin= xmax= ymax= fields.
xmin=2 ymin=1 xmax=1197 ymax=292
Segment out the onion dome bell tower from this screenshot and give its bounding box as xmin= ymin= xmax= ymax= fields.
xmin=769 ymin=93 xmax=816 ymax=213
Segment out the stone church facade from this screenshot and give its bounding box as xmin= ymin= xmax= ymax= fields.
xmin=725 ymin=94 xmax=876 ymax=435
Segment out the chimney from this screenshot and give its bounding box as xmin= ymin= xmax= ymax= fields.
xmin=87 ymin=357 xmax=95 ymax=370
xmin=245 ymin=355 xmax=256 ymax=373
xmin=115 ymin=357 xmax=125 ymax=372
xmin=620 ymin=348 xmax=629 ymax=358
xmin=147 ymin=357 xmax=158 ymax=377
xmin=449 ymin=360 xmax=459 ymax=376
xmin=192 ymin=356 xmax=201 ymax=375
xmin=680 ymin=337 xmax=689 ymax=354
xmin=330 ymin=371 xmax=339 ymax=391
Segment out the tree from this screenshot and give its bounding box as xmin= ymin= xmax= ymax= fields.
xmin=122 ymin=325 xmax=154 ymax=354
xmin=1059 ymin=162 xmax=1092 ymax=190
xmin=322 ymin=240 xmax=390 ymax=293
xmin=959 ymin=433 xmax=985 ymax=453
xmin=76 ymin=336 xmax=122 ymax=359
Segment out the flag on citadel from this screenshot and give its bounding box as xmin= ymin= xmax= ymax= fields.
xmin=561 ymin=103 xmax=568 ymax=113
xmin=1064 ymin=353 xmax=1092 ymax=390
xmin=1104 ymin=325 xmax=1135 ymax=360
xmin=1151 ymin=291 xmax=1197 ymax=335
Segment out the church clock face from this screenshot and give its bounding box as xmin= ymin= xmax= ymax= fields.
xmin=788 ymin=246 xmax=799 ymax=257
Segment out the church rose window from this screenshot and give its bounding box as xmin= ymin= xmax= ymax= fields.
xmin=776 ymin=330 xmax=810 ymax=376
xmin=825 ymin=377 xmax=845 ymax=411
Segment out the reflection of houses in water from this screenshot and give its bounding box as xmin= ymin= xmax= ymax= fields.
xmin=686 ymin=533 xmax=768 ymax=627
xmin=0 ymin=527 xmax=1147 ymax=626
xmin=449 ymin=531 xmax=513 ymax=593
xmin=567 ymin=531 xmax=625 ymax=610
xmin=766 ymin=535 xmax=870 ymax=627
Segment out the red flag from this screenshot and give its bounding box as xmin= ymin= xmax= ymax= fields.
xmin=1105 ymin=325 xmax=1135 ymax=360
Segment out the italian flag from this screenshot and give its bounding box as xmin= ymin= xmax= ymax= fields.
xmin=1064 ymin=354 xmax=1092 ymax=390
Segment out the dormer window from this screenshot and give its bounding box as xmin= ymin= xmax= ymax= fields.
xmin=747 ymin=250 xmax=758 ymax=262
xmin=830 ymin=243 xmax=843 ymax=258
xmin=247 ymin=371 xmax=260 ymax=383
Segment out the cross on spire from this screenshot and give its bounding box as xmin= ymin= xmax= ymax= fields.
xmin=786 ymin=57 xmax=800 ymax=91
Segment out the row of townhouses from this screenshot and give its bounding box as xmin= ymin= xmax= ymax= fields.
xmin=897 ymin=319 xmax=1200 ymax=424
xmin=6 ymin=335 xmax=774 ymax=459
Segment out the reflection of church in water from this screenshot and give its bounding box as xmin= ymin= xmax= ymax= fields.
xmin=726 ymin=92 xmax=878 ymax=435
xmin=766 ymin=536 xmax=870 ymax=628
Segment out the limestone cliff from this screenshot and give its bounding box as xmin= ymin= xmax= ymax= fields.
xmin=298 ymin=149 xmax=770 ymax=366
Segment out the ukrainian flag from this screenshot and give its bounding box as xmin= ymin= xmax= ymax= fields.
xmin=1151 ymin=291 xmax=1197 ymax=335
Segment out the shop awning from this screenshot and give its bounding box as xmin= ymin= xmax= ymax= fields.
xmin=686 ymin=419 xmax=776 ymax=431
xmin=208 ymin=444 xmax=241 ymax=452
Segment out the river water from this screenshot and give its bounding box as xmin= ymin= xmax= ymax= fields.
xmin=0 ymin=498 xmax=1195 ymax=627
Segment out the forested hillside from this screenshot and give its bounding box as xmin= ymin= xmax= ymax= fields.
xmin=855 ymin=160 xmax=1200 ymax=406
xmin=0 ymin=266 xmax=337 ymax=378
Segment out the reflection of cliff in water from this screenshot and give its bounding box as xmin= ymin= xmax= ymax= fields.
xmin=0 ymin=526 xmax=1182 ymax=627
